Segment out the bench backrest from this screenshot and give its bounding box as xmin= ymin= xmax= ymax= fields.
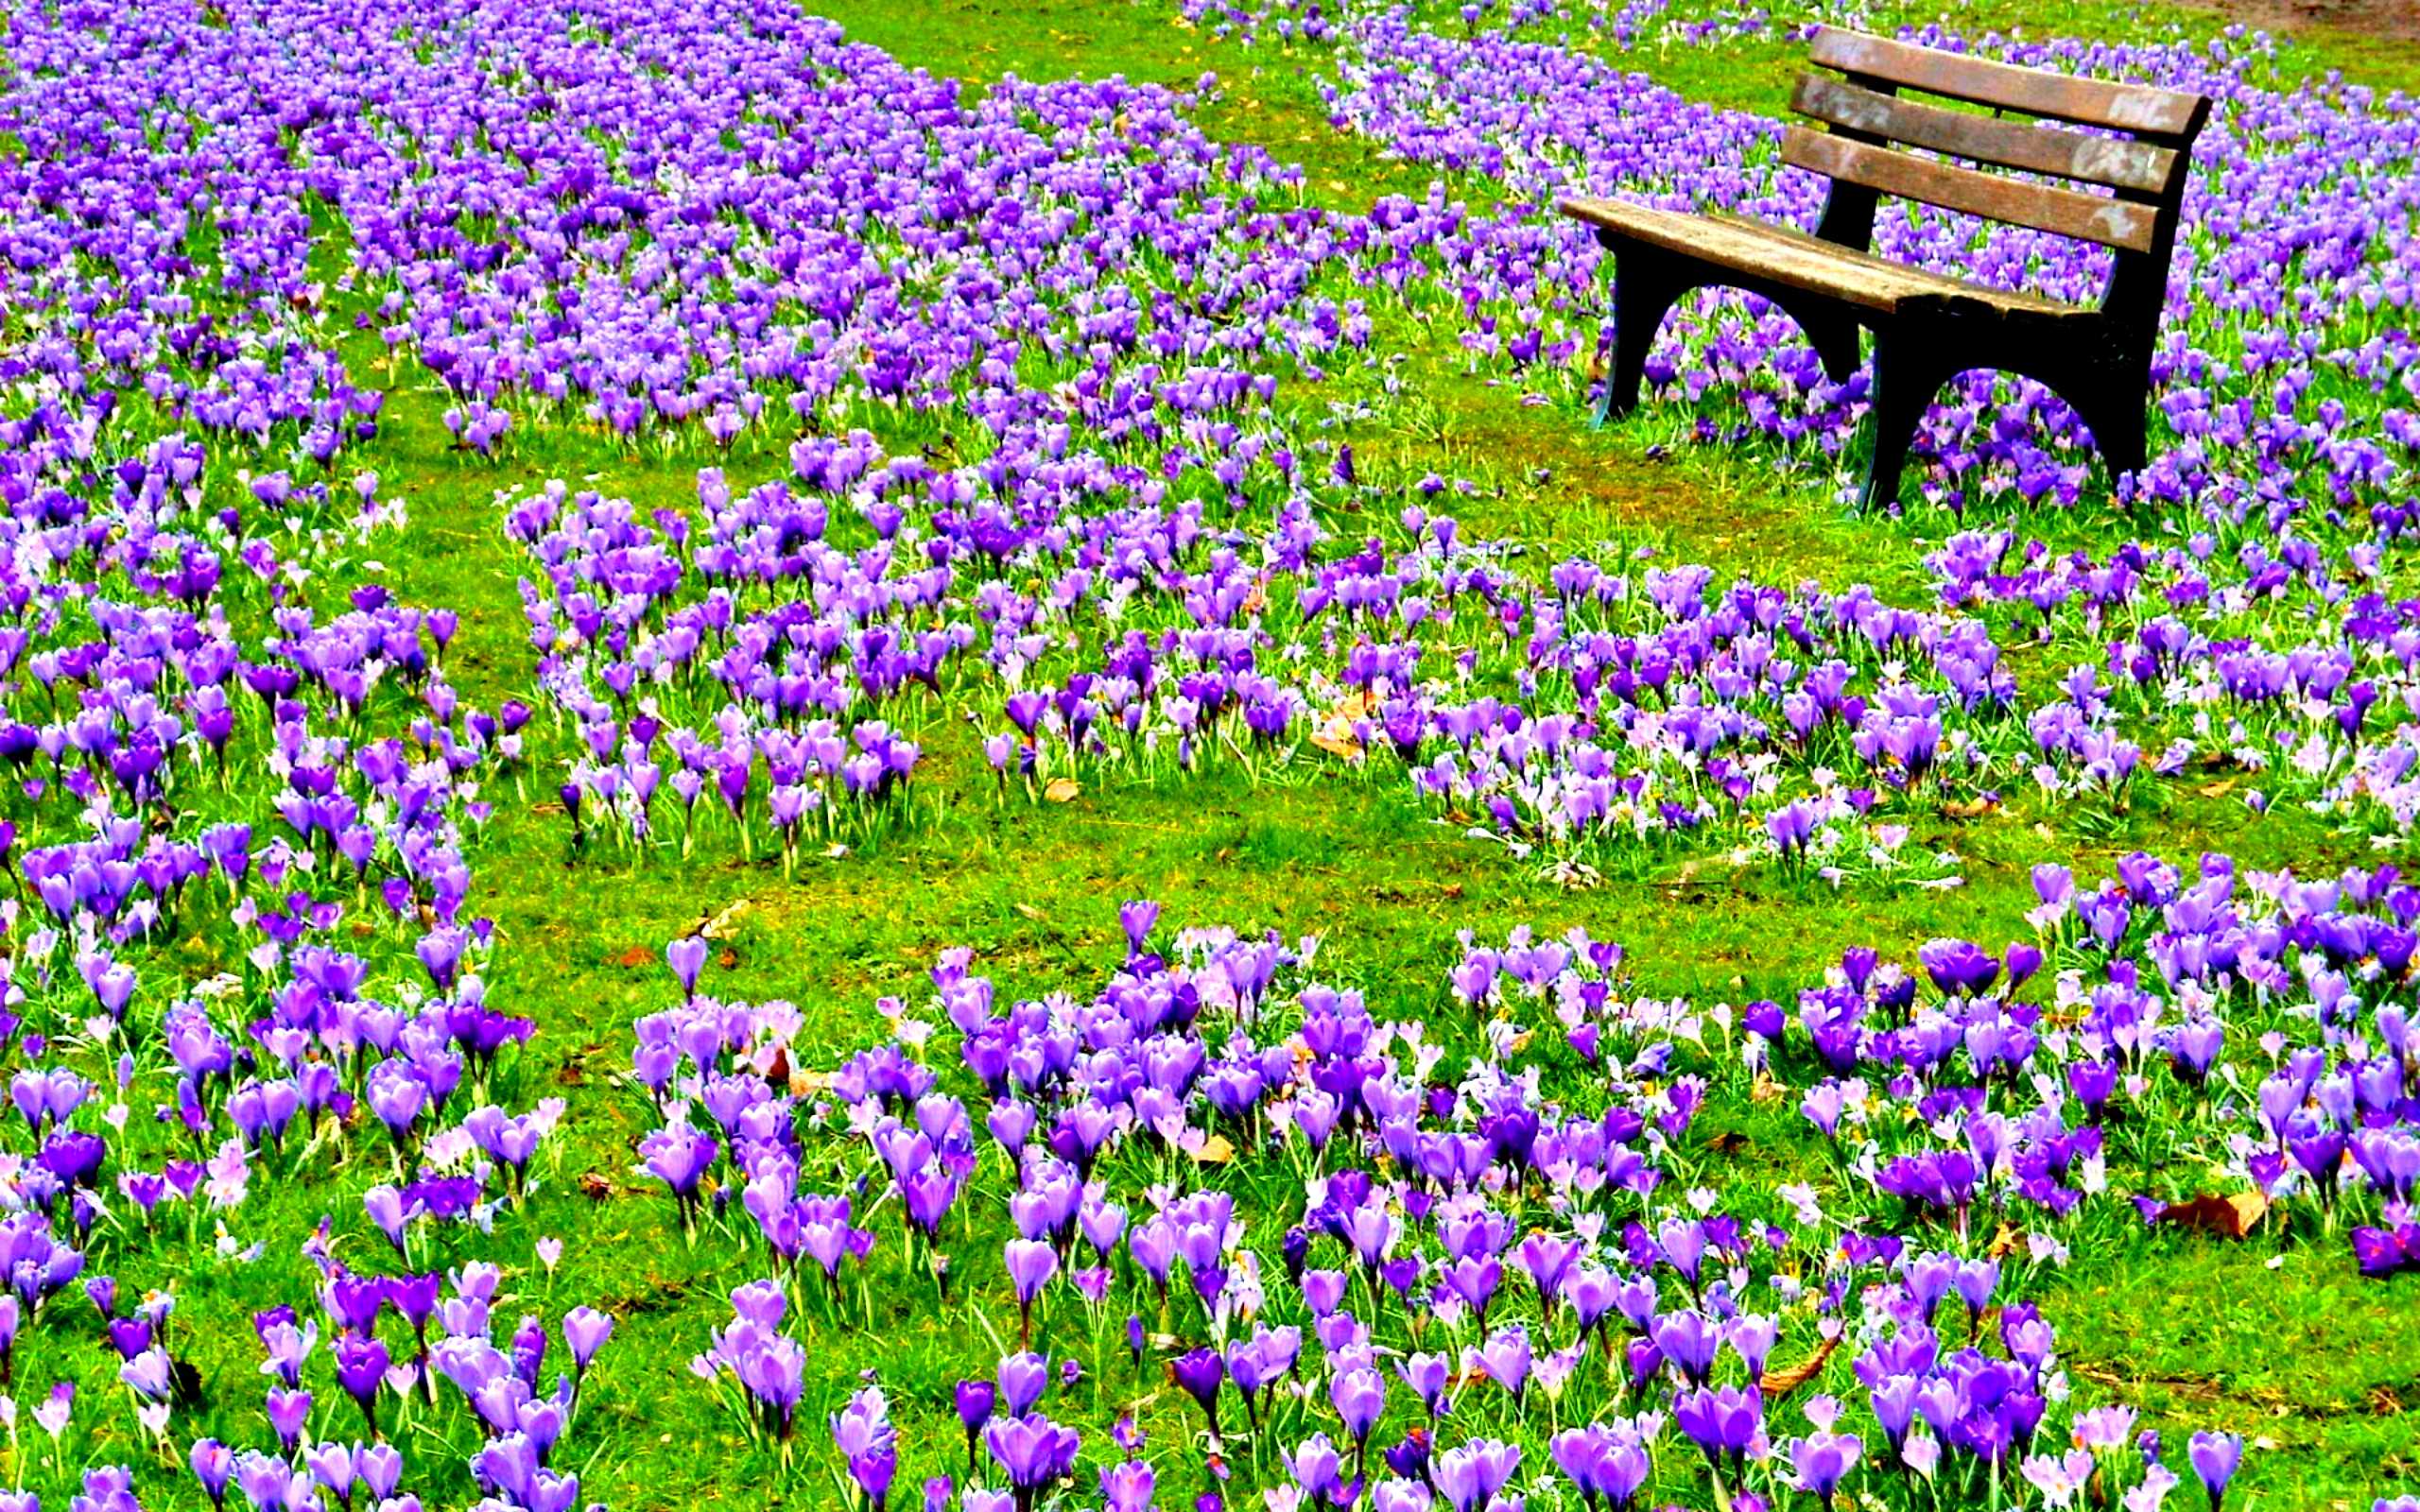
xmin=1787 ymin=27 xmax=2210 ymax=328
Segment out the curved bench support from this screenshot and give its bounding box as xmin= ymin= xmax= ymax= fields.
xmin=1592 ymin=239 xmax=1864 ymax=428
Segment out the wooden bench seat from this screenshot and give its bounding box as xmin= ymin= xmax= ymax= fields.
xmin=1559 ymin=27 xmax=2213 ymax=508
xmin=1557 ymin=199 xmax=2095 ymax=320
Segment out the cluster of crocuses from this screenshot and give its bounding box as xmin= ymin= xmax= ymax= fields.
xmin=507 ymin=471 xmax=932 ymax=863
xmin=621 ymin=883 xmax=2420 ymax=1511
xmin=348 ymin=0 xmax=2400 ymax=874
xmin=1777 ymin=851 xmax=2417 ymax=1272
xmin=1921 ymin=526 xmax=2420 ymax=832
xmin=32 ymin=0 xmax=2395 ymax=878
xmin=0 ymin=178 xmax=581 ymax=1510
xmin=183 ymin=0 xmax=1348 ymax=450
xmin=1292 ymin=0 xmax=2420 ymax=831
xmin=2 ymin=0 xmax=2417 ymax=1507
xmin=0 ymin=636 xmax=591 ymax=1510
xmin=181 ymin=1254 xmax=615 ymax=1512
xmin=506 ymin=445 xmax=2056 ymax=868
xmin=0 ymin=742 xmax=591 ymax=1507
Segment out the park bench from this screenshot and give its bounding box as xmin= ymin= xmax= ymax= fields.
xmin=1558 ymin=28 xmax=2212 ymax=508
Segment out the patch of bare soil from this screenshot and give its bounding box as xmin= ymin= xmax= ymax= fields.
xmin=2188 ymin=0 xmax=2420 ymax=43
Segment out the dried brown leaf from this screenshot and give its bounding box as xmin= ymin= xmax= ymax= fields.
xmin=1310 ymin=688 xmax=1374 ymax=763
xmin=2158 ymin=1191 xmax=2269 ymax=1239
xmin=1760 ymin=1334 xmax=1840 ymax=1398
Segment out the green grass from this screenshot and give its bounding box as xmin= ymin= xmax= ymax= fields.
xmin=319 ymin=0 xmax=2404 ymax=1502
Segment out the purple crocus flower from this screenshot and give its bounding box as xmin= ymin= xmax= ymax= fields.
xmin=1792 ymin=1431 xmax=1862 ymax=1509
xmin=666 ymin=936 xmax=709 ymax=997
xmin=1917 ymin=938 xmax=1999 ymax=997
xmin=190 ymin=1439 xmax=233 ymax=1509
xmin=1118 ymin=900 xmax=1159 ymax=957
xmin=1170 ymin=1348 xmax=1224 ymax=1436
xmin=984 ymin=1413 xmax=1080 ymax=1512
xmin=2189 ymin=1432 xmax=2243 ymax=1511
xmin=1433 ymin=1438 xmax=1520 ymax=1512
xmin=1003 ymin=1239 xmax=1056 ymax=1347
xmin=639 ymin=1121 xmax=718 ymax=1225
xmin=997 ymin=1351 xmax=1050 ymax=1418
xmin=562 ymin=1306 xmax=614 ymax=1377
xmin=956 ymin=1380 xmax=997 ymax=1469
xmin=335 ymin=1333 xmax=389 ymax=1430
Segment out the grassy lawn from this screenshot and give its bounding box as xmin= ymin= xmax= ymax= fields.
xmin=304 ymin=1 xmax=2413 ymax=1504
xmin=8 ymin=0 xmax=2417 ymax=1505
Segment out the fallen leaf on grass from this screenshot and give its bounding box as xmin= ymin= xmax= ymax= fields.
xmin=1309 ymin=689 xmax=1375 ymax=763
xmin=1186 ymin=1133 xmax=1236 ymax=1164
xmin=697 ymin=899 xmax=752 ymax=939
xmin=1044 ymin=777 xmax=1081 ymax=803
xmin=555 ymin=1044 xmax=604 ymax=1088
xmin=2158 ymin=1191 xmax=2269 ymax=1239
xmin=1760 ymin=1333 xmax=1839 ymax=1397
xmin=1309 ymin=727 xmax=1363 ymax=762
xmin=613 ymin=946 xmax=653 ymax=969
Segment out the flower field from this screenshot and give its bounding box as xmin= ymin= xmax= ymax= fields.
xmin=2 ymin=0 xmax=2418 ymax=1506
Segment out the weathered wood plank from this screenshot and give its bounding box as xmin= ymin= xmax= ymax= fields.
xmin=1555 ymin=197 xmax=2093 ymax=318
xmin=1789 ymin=73 xmax=2178 ymax=195
xmin=1808 ymin=26 xmax=2209 ymax=139
xmin=1782 ymin=126 xmax=2161 ymax=251
xmin=1711 ymin=214 xmax=2085 ymax=316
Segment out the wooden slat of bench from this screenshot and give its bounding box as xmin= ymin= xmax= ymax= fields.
xmin=1707 ymin=214 xmax=2087 ymax=317
xmin=1790 ymin=73 xmax=2178 ymax=196
xmin=1556 ymin=197 xmax=2094 ymax=319
xmin=1783 ymin=126 xmax=2160 ymax=251
xmin=1808 ymin=27 xmax=2209 ymax=139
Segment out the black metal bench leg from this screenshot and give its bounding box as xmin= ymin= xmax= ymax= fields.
xmin=1774 ymin=295 xmax=1861 ymax=387
xmin=1595 ymin=240 xmax=1692 ymax=428
xmin=1859 ymin=330 xmax=1950 ymax=511
xmin=2060 ymin=374 xmax=2150 ymax=482
xmin=1807 ymin=311 xmax=1862 ymax=387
